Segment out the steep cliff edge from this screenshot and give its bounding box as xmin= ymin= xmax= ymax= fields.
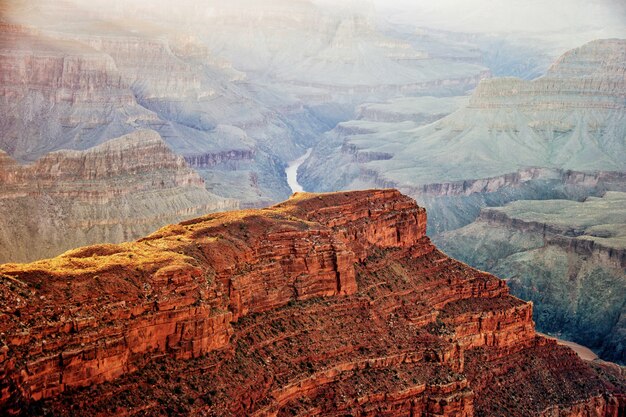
xmin=0 ymin=190 xmax=623 ymax=416
xmin=436 ymin=192 xmax=626 ymax=364
xmin=0 ymin=130 xmax=237 ymax=263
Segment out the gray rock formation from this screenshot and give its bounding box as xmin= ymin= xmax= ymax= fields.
xmin=0 ymin=130 xmax=237 ymax=263
xmin=435 ymin=192 xmax=626 ymax=364
xmin=301 ymin=39 xmax=626 ymax=233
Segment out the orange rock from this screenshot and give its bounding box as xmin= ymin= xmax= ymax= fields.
xmin=0 ymin=189 xmax=623 ymax=416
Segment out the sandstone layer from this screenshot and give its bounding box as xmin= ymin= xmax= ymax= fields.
xmin=0 ymin=130 xmax=237 ymax=264
xmin=436 ymin=192 xmax=626 ymax=364
xmin=0 ymin=24 xmax=157 ymax=162
xmin=0 ymin=190 xmax=623 ymax=416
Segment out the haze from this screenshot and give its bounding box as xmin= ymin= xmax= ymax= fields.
xmin=5 ymin=0 xmax=625 ymax=41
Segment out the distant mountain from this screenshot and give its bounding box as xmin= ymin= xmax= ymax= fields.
xmin=302 ymin=39 xmax=626 ymax=232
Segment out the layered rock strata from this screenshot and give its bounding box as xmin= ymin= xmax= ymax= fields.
xmin=0 ymin=24 xmax=158 ymax=161
xmin=0 ymin=130 xmax=237 ymax=263
xmin=300 ymin=39 xmax=626 ymax=232
xmin=0 ymin=190 xmax=623 ymax=416
xmin=436 ymin=192 xmax=626 ymax=364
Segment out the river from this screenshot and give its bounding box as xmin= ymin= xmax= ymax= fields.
xmin=285 ymin=148 xmax=312 ymax=193
xmin=539 ymin=333 xmax=599 ymax=361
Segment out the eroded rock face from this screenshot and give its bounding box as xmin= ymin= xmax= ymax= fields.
xmin=0 ymin=130 xmax=237 ymax=263
xmin=0 ymin=190 xmax=623 ymax=416
xmin=435 ymin=192 xmax=626 ymax=364
xmin=0 ymin=24 xmax=157 ymax=162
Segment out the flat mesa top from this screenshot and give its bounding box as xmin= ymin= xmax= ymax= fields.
xmin=490 ymin=191 xmax=626 ymax=249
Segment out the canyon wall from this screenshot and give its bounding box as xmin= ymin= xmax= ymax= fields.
xmin=0 ymin=130 xmax=237 ymax=263
xmin=436 ymin=192 xmax=626 ymax=364
xmin=0 ymin=24 xmax=155 ymax=161
xmin=0 ymin=190 xmax=623 ymax=416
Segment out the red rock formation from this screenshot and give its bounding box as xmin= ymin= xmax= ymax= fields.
xmin=0 ymin=190 xmax=623 ymax=416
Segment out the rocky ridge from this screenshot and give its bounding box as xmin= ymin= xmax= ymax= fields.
xmin=0 ymin=130 xmax=237 ymax=263
xmin=0 ymin=190 xmax=623 ymax=416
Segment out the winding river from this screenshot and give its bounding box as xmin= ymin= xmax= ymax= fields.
xmin=285 ymin=148 xmax=312 ymax=193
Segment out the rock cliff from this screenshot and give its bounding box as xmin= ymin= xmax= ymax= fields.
xmin=0 ymin=190 xmax=623 ymax=416
xmin=0 ymin=130 xmax=237 ymax=263
xmin=0 ymin=24 xmax=156 ymax=162
xmin=436 ymin=192 xmax=626 ymax=364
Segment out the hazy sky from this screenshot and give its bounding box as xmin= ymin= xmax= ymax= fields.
xmin=5 ymin=0 xmax=625 ymax=42
xmin=371 ymin=0 xmax=626 ymax=35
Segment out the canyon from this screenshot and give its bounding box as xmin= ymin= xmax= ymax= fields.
xmin=436 ymin=192 xmax=626 ymax=364
xmin=300 ymin=39 xmax=626 ymax=233
xmin=0 ymin=190 xmax=624 ymax=416
xmin=0 ymin=2 xmax=624 ymax=413
xmin=0 ymin=0 xmax=498 ymax=263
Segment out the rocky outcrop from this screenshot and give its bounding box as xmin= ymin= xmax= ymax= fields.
xmin=0 ymin=130 xmax=237 ymax=263
xmin=436 ymin=192 xmax=626 ymax=364
xmin=478 ymin=208 xmax=626 ymax=269
xmin=355 ymin=96 xmax=468 ymax=124
xmin=80 ymin=36 xmax=205 ymax=101
xmin=0 ymin=190 xmax=623 ymax=416
xmin=0 ymin=25 xmax=131 ymax=105
xmin=341 ymin=142 xmax=393 ymax=163
xmin=467 ymin=39 xmax=625 ymax=112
